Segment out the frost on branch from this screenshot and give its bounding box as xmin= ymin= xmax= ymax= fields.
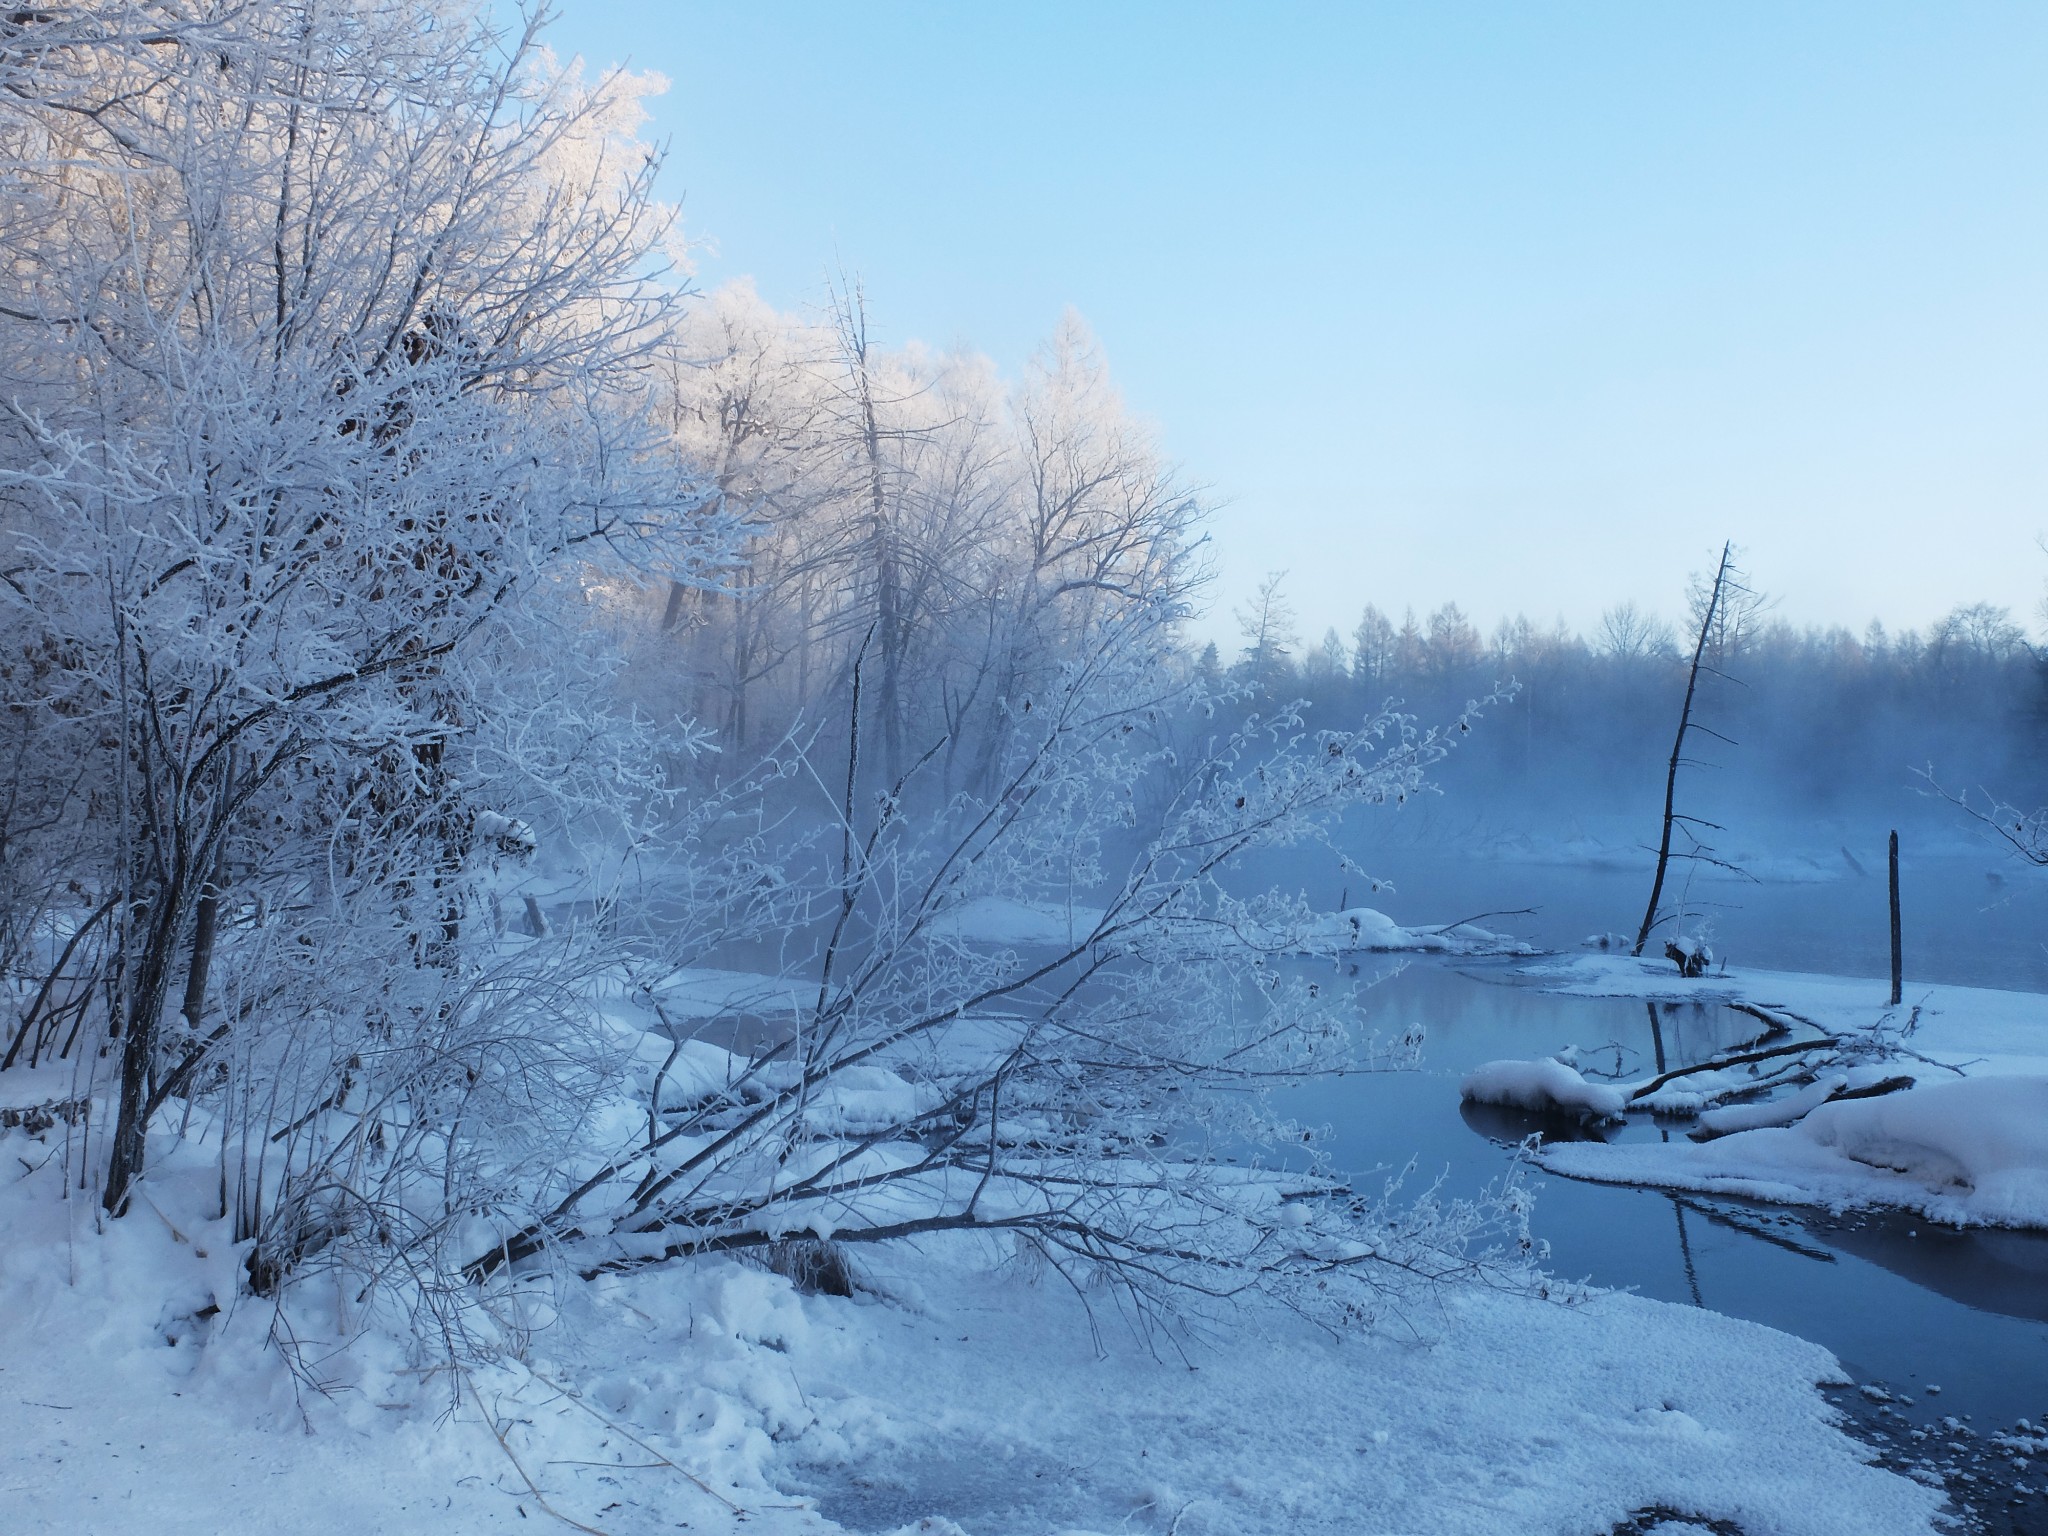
xmin=0 ymin=0 xmax=1535 ymax=1372
xmin=464 ymin=607 xmax=1536 ymax=1337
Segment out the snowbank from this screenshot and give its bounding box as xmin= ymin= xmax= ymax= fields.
xmin=1514 ymin=953 xmax=2048 ymax=1230
xmin=1545 ymin=1077 xmax=2048 ymax=1229
xmin=641 ymin=965 xmax=811 ymax=1022
xmin=778 ymin=1237 xmax=1938 ymax=1536
xmin=1517 ymin=952 xmax=2048 ymax=1081
xmin=1459 ymin=1058 xmax=1628 ymax=1122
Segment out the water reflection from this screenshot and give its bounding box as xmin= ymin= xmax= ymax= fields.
xmin=1283 ymin=959 xmax=2048 ymax=1435
xmin=1457 ymin=1097 xmax=1611 ymax=1144
xmin=1802 ymin=1209 xmax=2048 ymax=1326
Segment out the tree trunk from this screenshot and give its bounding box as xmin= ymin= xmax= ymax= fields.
xmin=104 ymin=886 xmax=183 ymax=1215
xmin=1888 ymin=830 xmax=1903 ymax=1006
xmin=180 ymin=875 xmax=222 ymax=1034
xmin=1634 ymin=543 xmax=1731 ymax=957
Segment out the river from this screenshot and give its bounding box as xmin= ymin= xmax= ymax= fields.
xmin=1281 ymin=956 xmax=2048 ymax=1534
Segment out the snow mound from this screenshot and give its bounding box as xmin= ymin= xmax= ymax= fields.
xmin=647 ymin=965 xmax=811 ymax=1020
xmin=1459 ymin=1058 xmax=1628 ymax=1122
xmin=1313 ymin=907 xmax=1534 ymax=956
xmin=940 ymin=896 xmax=1105 ymax=947
xmin=1796 ymin=1075 xmax=2048 ymax=1224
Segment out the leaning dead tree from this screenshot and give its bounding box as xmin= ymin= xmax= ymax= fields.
xmin=1633 ymin=544 xmax=1757 ymax=959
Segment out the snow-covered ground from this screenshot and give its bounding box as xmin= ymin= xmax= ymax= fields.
xmin=0 ymin=1139 xmax=1945 ymax=1536
xmin=0 ymin=945 xmax=1965 ymax=1536
xmin=938 ymin=896 xmax=1109 ymax=948
xmin=1509 ymin=953 xmax=2048 ymax=1231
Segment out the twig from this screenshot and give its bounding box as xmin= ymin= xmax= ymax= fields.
xmin=461 ymin=1370 xmax=613 ymax=1536
xmin=1880 ymin=1045 xmax=1970 ymax=1077
xmin=1626 ymin=1035 xmax=1841 ymax=1103
xmin=1825 ymin=1074 xmax=1915 ymax=1103
xmin=524 ymin=1367 xmax=747 ymax=1516
xmin=1429 ymin=906 xmax=1538 ymax=936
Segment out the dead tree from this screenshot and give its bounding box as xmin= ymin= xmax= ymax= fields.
xmin=1633 ymin=544 xmax=1755 ymax=958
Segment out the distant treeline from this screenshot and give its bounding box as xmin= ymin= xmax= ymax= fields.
xmin=1210 ymin=586 xmax=2048 ymax=827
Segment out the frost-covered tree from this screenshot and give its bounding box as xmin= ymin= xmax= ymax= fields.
xmin=1351 ymin=604 xmax=1398 ymax=693
xmin=641 ymin=291 xmax=1202 ymax=800
xmin=0 ymin=3 xmax=1534 ymax=1362
xmin=1598 ymin=602 xmax=1677 ymax=665
xmin=469 ymin=596 xmax=1524 ymax=1330
xmin=0 ymin=0 xmax=729 ymax=1232
xmin=1234 ymin=571 xmax=1300 ymax=699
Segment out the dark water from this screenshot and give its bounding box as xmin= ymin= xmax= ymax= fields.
xmin=1283 ymin=959 xmax=2048 ymax=1532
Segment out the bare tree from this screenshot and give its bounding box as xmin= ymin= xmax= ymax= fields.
xmin=465 ymin=598 xmax=1526 ymax=1330
xmin=1633 ymin=544 xmax=1758 ymax=959
xmin=1598 ymin=601 xmax=1677 ymax=664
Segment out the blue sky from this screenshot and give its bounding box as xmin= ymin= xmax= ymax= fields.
xmin=537 ymin=2 xmax=2048 ymax=647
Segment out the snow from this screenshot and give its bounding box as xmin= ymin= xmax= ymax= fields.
xmin=918 ymin=896 xmax=1533 ymax=957
xmin=1798 ymin=1077 xmax=2048 ymax=1224
xmin=1513 ymin=953 xmax=2048 ymax=1230
xmin=771 ymin=1237 xmax=1940 ymax=1536
xmin=938 ymin=896 xmax=1106 ymax=947
xmin=1307 ymin=906 xmax=1534 ymax=957
xmin=0 ymin=1139 xmax=1945 ymax=1536
xmin=1545 ymin=1077 xmax=2048 ymax=1229
xmin=644 ymin=966 xmax=815 ymax=1023
xmin=1696 ymin=1073 xmax=1849 ymax=1136
xmin=1459 ymin=1057 xmax=1629 ymax=1122
xmin=0 ymin=975 xmax=1947 ymax=1535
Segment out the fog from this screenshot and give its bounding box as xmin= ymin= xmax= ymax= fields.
xmin=1204 ymin=592 xmax=2048 ymax=987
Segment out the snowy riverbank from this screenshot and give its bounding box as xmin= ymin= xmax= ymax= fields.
xmin=0 ymin=941 xmax=1971 ymax=1535
xmin=0 ymin=1131 xmax=1946 ymax=1536
xmin=1505 ymin=954 xmax=2048 ymax=1232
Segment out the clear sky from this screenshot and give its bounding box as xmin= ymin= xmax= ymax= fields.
xmin=535 ymin=1 xmax=2048 ymax=648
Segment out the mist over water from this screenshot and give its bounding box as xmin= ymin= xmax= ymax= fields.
xmin=1217 ymin=603 xmax=2048 ymax=989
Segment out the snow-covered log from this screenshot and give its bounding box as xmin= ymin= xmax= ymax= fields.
xmin=1459 ymin=1059 xmax=1629 ymax=1123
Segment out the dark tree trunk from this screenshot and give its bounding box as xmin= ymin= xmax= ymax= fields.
xmin=180 ymin=876 xmax=221 ymax=1034
xmin=104 ymin=885 xmax=183 ymax=1215
xmin=1634 ymin=543 xmax=1732 ymax=957
xmin=1889 ymin=830 xmax=1903 ymax=1006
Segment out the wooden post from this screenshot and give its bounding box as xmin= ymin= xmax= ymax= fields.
xmin=1888 ymin=830 xmax=1902 ymax=1007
